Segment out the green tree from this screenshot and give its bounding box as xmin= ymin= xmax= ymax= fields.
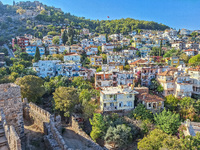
xmin=136 ymin=50 xmax=141 ymax=57
xmin=15 ymin=75 xmax=45 ymax=103
xmin=104 ymin=124 xmax=132 ymax=148
xmin=89 ymin=113 xmax=107 ymax=141
xmin=96 ymin=67 xmax=102 ymax=72
xmin=165 ymin=95 xmax=179 ymax=111
xmin=154 ymin=109 xmax=181 ymax=134
xmin=34 ymin=47 xmax=40 ymax=62
xmin=138 ymin=129 xmax=182 ymax=150
xmin=157 ymin=85 xmax=164 ymax=93
xmin=132 ymin=104 xmax=154 ymax=121
xmin=189 ymin=54 xmax=200 ymax=66
xmin=62 ymin=30 xmax=68 ymax=45
xmin=180 ymin=53 xmax=190 ymax=63
xmin=53 ymin=36 xmax=60 ymax=45
xmin=53 ymin=87 xmax=79 ymax=117
xmin=79 ymin=89 xmax=92 ymax=104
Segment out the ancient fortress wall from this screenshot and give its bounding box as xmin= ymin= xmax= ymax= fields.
xmin=71 ymin=116 xmax=105 ymax=150
xmin=0 ymin=109 xmax=22 ymax=150
xmin=24 ymin=102 xmax=68 ymax=150
xmin=0 ymin=83 xmax=24 ymax=139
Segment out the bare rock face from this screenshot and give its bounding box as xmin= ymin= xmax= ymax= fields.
xmin=0 ymin=83 xmax=24 ymax=138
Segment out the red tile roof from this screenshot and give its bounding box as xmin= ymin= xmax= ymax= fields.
xmin=138 ymin=93 xmax=164 ymax=103
xmin=130 ymin=59 xmax=148 ymax=65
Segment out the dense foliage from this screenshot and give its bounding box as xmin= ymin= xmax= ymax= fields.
xmin=154 ymin=109 xmax=181 ymax=134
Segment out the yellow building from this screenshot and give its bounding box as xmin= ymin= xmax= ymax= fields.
xmin=90 ymin=55 xmax=103 ymax=67
xmin=165 ymin=56 xmax=180 ymax=67
xmin=100 ymin=86 xmax=139 ymax=112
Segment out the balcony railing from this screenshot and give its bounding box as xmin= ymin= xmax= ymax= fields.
xmin=104 ymin=106 xmax=118 ymax=111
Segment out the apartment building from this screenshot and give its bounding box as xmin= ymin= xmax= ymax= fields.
xmin=188 ymin=67 xmax=200 ymax=98
xmin=26 ymin=45 xmax=45 ymax=56
xmin=90 ymin=55 xmax=103 ymax=67
xmin=100 ymin=85 xmax=139 ymax=112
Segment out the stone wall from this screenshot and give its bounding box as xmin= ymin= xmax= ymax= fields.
xmin=27 ymin=102 xmax=53 ymax=132
xmin=71 ymin=116 xmax=105 ymax=150
xmin=0 ymin=109 xmax=22 ymax=150
xmin=23 ymin=102 xmax=68 ymax=150
xmin=0 ymin=83 xmax=24 ymax=139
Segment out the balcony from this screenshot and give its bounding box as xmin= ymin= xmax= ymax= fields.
xmin=104 ymin=106 xmax=118 ymax=111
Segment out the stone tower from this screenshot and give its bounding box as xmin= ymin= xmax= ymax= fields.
xmin=0 ymin=83 xmax=24 ymax=139
xmin=13 ymin=0 xmax=15 ymax=6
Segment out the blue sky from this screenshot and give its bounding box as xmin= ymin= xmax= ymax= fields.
xmin=2 ymin=0 xmax=200 ymax=30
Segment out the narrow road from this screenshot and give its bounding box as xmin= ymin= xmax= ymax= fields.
xmin=3 ymin=44 xmax=15 ymax=58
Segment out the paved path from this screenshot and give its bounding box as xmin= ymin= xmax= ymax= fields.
xmin=3 ymin=44 xmax=15 ymax=58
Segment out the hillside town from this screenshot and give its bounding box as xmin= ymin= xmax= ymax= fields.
xmin=0 ymin=1 xmax=200 ymax=150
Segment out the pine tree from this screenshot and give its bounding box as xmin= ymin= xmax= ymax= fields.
xmin=62 ymin=30 xmax=68 ymax=45
xmin=34 ymin=47 xmax=40 ymax=62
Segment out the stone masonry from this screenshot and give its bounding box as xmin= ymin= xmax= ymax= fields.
xmin=0 ymin=84 xmax=24 ymax=139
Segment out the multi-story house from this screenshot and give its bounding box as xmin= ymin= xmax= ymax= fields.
xmin=95 ymin=71 xmax=135 ymax=89
xmin=90 ymin=55 xmax=103 ymax=67
xmin=157 ymin=70 xmax=193 ymax=98
xmin=185 ymin=42 xmax=199 ymax=50
xmin=140 ymin=67 xmax=158 ymax=86
xmin=55 ymin=62 xmax=82 ymax=77
xmin=117 ymin=71 xmax=135 ymax=86
xmin=43 ymin=35 xmax=53 ymax=46
xmin=107 ymin=53 xmax=126 ymax=66
xmin=64 ymin=53 xmax=81 ymax=63
xmin=85 ymin=46 xmax=98 ymax=55
xmin=109 ymin=34 xmax=123 ymax=41
xmin=174 ymin=72 xmax=193 ymax=98
xmin=132 ymin=42 xmax=143 ymax=49
xmin=48 ymin=46 xmax=58 ymax=55
xmin=29 ymin=38 xmax=42 ymax=46
xmin=157 ymin=70 xmax=176 ymax=96
xmin=95 ymin=72 xmax=114 ymax=89
xmin=102 ymin=43 xmax=114 ymax=53
xmin=101 ymin=64 xmax=123 ymax=72
xmin=184 ymin=49 xmax=198 ymax=57
xmin=120 ymin=39 xmax=130 ymax=46
xmin=139 ymin=46 xmax=151 ymax=58
xmin=165 ymin=56 xmax=180 ymax=67
xmin=171 ymin=41 xmax=185 ymax=50
xmin=93 ymin=35 xmax=106 ymax=45
xmin=137 ymin=90 xmax=164 ymax=111
xmin=188 ymin=67 xmax=200 ymax=98
xmin=100 ymin=85 xmax=138 ymax=112
xmin=81 ymin=39 xmax=94 ymax=48
xmin=13 ymin=36 xmax=29 ymax=50
xmin=33 ymin=60 xmax=61 ymax=78
xmin=70 ymin=45 xmax=83 ymax=54
xmin=81 ymin=28 xmax=90 ymax=35
xmin=58 ymin=45 xmax=70 ymax=54
xmin=180 ymin=29 xmax=192 ymax=36
xmin=26 ymin=45 xmax=45 ymax=56
xmin=122 ymin=49 xmax=137 ymax=59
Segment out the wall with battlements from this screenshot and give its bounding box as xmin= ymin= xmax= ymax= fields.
xmin=23 ymin=102 xmax=68 ymax=150
xmin=0 ymin=83 xmax=24 ymax=139
xmin=0 ymin=109 xmax=22 ymax=150
xmin=71 ymin=116 xmax=105 ymax=150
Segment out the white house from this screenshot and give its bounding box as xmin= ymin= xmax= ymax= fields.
xmin=64 ymin=53 xmax=81 ymax=63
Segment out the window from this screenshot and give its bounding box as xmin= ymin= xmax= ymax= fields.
xmin=104 ymin=103 xmax=106 ymax=107
xmin=148 ymin=103 xmax=151 ymax=108
xmin=119 ymin=102 xmax=123 ymax=107
xmin=110 ymin=95 xmax=113 ymax=98
xmin=110 ymin=103 xmax=114 ymax=107
xmin=127 ymin=101 xmax=132 ymax=107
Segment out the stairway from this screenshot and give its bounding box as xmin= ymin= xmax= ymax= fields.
xmin=0 ymin=122 xmax=9 ymax=150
